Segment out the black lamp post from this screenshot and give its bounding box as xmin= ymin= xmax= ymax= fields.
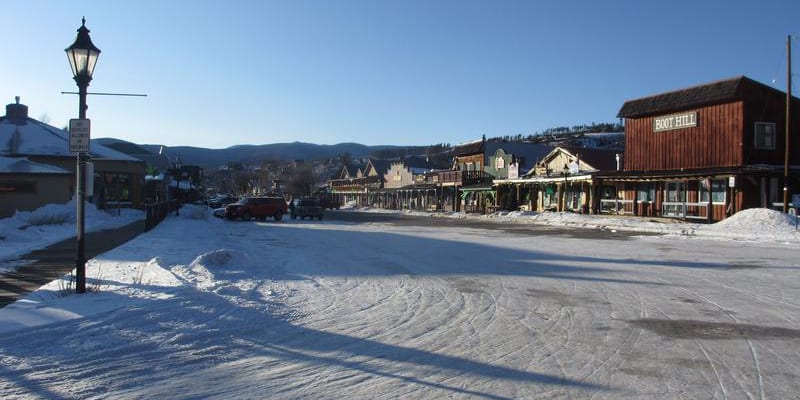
xmin=562 ymin=165 xmax=570 ymax=212
xmin=65 ymin=17 xmax=100 ymax=294
xmin=175 ymin=156 xmax=182 ymax=216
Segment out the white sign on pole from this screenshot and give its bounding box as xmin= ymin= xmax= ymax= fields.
xmin=69 ymin=118 xmax=91 ymax=153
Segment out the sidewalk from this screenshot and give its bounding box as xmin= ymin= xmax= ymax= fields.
xmin=0 ymin=220 xmax=145 ymax=307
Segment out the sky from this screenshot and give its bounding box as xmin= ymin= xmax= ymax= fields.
xmin=2 ymin=0 xmax=799 ymax=149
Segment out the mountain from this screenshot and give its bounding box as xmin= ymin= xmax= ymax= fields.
xmin=94 ymin=139 xmax=415 ymax=169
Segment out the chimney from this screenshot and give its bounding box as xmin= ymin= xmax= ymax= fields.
xmin=5 ymin=96 xmax=29 ymax=122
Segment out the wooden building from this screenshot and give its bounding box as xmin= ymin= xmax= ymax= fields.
xmin=495 ymin=146 xmax=618 ymax=213
xmin=329 ymin=158 xmax=390 ymax=207
xmin=596 ymin=76 xmax=800 ymax=221
xmin=0 ymin=99 xmax=146 ymax=216
xmin=446 ymin=136 xmax=494 ymax=213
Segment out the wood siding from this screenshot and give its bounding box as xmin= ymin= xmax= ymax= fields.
xmin=624 ymin=102 xmax=744 ymax=171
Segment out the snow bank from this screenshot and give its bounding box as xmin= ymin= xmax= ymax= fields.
xmin=345 ymin=206 xmax=800 ymax=242
xmin=703 ymin=208 xmax=800 ymax=241
xmin=178 ymin=204 xmax=210 ymax=220
xmin=0 ymin=198 xmax=145 ymax=269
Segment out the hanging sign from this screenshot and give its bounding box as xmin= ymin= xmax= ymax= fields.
xmin=69 ymin=118 xmax=91 ymax=153
xmin=653 ymin=111 xmax=697 ymax=132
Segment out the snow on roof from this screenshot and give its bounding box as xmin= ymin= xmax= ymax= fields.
xmin=0 ymin=156 xmax=70 ymax=174
xmin=0 ymin=117 xmax=139 ymax=162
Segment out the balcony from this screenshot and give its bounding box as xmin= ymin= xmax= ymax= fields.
xmin=437 ymin=170 xmax=492 ymax=186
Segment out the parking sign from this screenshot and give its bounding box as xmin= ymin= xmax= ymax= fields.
xmin=69 ymin=118 xmax=91 ymax=153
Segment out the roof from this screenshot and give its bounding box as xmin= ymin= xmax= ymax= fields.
xmin=403 ymin=156 xmax=432 ymax=170
xmin=617 ymin=76 xmax=798 ymax=118
xmin=0 ymin=156 xmax=70 ymax=174
xmin=453 ymin=138 xmax=484 ymax=157
xmin=560 ymin=147 xmax=619 ymax=171
xmin=484 ymin=142 xmax=553 ymax=171
xmin=0 ymin=113 xmax=140 ymax=162
xmin=366 ymin=158 xmax=391 ymax=176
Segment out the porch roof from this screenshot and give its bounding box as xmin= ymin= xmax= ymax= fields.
xmin=493 ymin=173 xmax=595 ymax=185
xmin=460 ymin=183 xmax=495 ymax=192
xmin=593 ymin=165 xmax=793 ymax=181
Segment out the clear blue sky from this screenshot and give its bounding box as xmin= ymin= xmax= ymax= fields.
xmin=2 ymin=0 xmax=798 ymax=149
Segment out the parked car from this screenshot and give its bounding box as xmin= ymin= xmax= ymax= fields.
xmin=319 ymin=196 xmax=341 ymax=210
xmin=290 ymin=198 xmax=324 ymax=220
xmin=208 ymin=194 xmax=238 ymax=209
xmin=225 ymin=196 xmax=287 ymax=221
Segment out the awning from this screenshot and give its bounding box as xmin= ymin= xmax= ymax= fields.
xmin=459 ymin=183 xmax=494 ymax=192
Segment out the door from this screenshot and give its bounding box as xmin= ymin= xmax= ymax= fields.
xmin=663 ymin=181 xmax=686 ymax=217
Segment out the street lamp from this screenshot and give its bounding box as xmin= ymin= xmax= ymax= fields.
xmin=562 ymin=165 xmax=570 ymax=212
xmin=175 ymin=156 xmax=182 ymax=216
xmin=66 ymin=17 xmax=100 ymax=294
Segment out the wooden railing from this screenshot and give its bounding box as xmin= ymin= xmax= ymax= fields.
xmin=437 ymin=170 xmax=491 ymax=185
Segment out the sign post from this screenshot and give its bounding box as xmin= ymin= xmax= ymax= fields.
xmin=70 ymin=118 xmax=90 ymax=293
xmin=69 ymin=118 xmax=91 ymax=153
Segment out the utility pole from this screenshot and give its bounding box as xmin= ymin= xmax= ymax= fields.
xmin=784 ymin=35 xmax=792 ymax=213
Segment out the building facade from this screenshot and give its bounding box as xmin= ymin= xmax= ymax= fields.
xmin=597 ymin=76 xmax=800 ymax=221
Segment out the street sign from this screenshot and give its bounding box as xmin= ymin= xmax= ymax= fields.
xmin=69 ymin=118 xmax=91 ymax=153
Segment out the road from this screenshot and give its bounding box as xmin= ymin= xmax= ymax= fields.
xmin=1 ymin=211 xmax=798 ymax=399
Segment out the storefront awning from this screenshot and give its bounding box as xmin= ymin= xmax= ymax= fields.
xmin=459 ymin=183 xmax=494 ymax=192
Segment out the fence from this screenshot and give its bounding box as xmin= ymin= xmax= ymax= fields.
xmin=144 ymin=200 xmax=174 ymax=231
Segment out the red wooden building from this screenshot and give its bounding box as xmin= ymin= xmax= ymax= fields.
xmin=596 ymin=76 xmax=800 ymax=221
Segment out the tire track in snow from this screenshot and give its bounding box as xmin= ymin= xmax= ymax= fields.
xmin=655 ymin=277 xmax=765 ymax=400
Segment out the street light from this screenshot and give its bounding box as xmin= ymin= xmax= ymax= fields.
xmin=562 ymin=164 xmax=570 ymax=212
xmin=175 ymin=156 xmax=182 ymax=216
xmin=66 ymin=17 xmax=100 ymax=294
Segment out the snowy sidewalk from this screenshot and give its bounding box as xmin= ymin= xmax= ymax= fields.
xmin=344 ymin=205 xmax=800 ymax=243
xmin=0 ymin=220 xmax=145 ymax=307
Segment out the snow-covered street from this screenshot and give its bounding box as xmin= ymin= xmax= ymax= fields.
xmin=1 ymin=207 xmax=799 ymax=399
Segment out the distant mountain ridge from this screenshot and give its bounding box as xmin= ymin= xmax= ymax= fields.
xmin=94 ymin=138 xmax=410 ymax=168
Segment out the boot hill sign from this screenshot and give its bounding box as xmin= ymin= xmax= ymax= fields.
xmin=653 ymin=111 xmax=697 ymax=132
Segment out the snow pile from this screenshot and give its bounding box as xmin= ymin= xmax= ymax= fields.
xmin=191 ymin=248 xmax=247 ymax=268
xmin=178 ymin=204 xmax=210 ymax=220
xmin=14 ymin=196 xmax=113 ymax=226
xmin=345 ymin=206 xmax=800 ymax=242
xmin=0 ymin=198 xmax=145 ymax=267
xmin=340 ymin=200 xmax=360 ymax=210
xmin=173 ymin=249 xmax=249 ymax=291
xmin=703 ymin=208 xmax=800 ymax=241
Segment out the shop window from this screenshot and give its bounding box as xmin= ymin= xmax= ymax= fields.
xmin=699 ymin=179 xmax=726 ymax=204
xmin=636 ymin=183 xmax=655 ymax=202
xmin=754 ymin=122 xmax=776 ymax=150
xmin=105 ymin=173 xmax=132 ymax=202
xmin=665 ymin=181 xmax=686 ymax=203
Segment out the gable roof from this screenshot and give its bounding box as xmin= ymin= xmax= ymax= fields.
xmin=617 ymin=76 xmax=795 ymax=118
xmin=0 ymin=111 xmax=140 ymax=162
xmin=365 ymin=158 xmax=391 ymax=177
xmin=0 ymin=156 xmax=70 ymax=174
xmin=403 ymin=156 xmax=432 ymax=170
xmin=484 ymin=142 xmax=553 ymax=171
xmin=453 ymin=138 xmax=484 ymax=157
xmin=103 ymin=141 xmax=171 ymax=170
xmin=559 ymin=146 xmax=619 ymax=171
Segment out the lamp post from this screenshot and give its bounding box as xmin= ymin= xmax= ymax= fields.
xmin=66 ymin=17 xmax=100 ymax=294
xmin=175 ymin=156 xmax=182 ymax=216
xmin=562 ymin=165 xmax=570 ymax=212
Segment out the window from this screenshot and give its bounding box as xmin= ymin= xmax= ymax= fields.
xmin=755 ymin=122 xmax=776 ymax=150
xmin=636 ymin=183 xmax=655 ymax=202
xmin=104 ymin=173 xmax=131 ymax=202
xmin=665 ymin=181 xmax=685 ymax=203
xmin=699 ymin=179 xmax=726 ymax=203
xmin=495 ymin=157 xmax=505 ymax=170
